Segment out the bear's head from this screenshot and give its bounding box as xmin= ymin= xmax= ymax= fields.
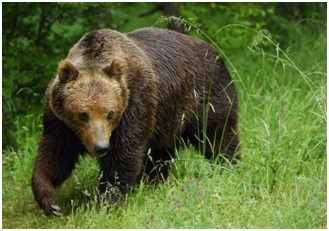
xmin=49 ymin=59 xmax=129 ymax=157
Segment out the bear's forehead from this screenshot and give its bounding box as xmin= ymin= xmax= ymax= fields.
xmin=62 ymin=90 xmax=123 ymax=115
xmin=62 ymin=77 xmax=122 ymax=104
xmin=65 ymin=76 xmax=122 ymax=95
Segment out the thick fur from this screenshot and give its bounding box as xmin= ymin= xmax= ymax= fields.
xmin=32 ymin=28 xmax=240 ymax=215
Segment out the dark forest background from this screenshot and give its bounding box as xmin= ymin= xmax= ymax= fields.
xmin=2 ymin=2 xmax=327 ymax=149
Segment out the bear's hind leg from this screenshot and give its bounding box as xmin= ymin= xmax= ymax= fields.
xmin=204 ymin=118 xmax=240 ymax=163
xmin=183 ymin=119 xmax=239 ymax=163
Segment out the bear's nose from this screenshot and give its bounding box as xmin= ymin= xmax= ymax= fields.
xmin=94 ymin=144 xmax=110 ymax=155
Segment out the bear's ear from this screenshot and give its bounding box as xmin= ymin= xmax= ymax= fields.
xmin=103 ymin=59 xmax=126 ymax=78
xmin=58 ymin=60 xmax=79 ymax=83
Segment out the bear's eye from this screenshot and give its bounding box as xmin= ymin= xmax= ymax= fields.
xmin=107 ymin=111 xmax=114 ymax=120
xmin=78 ymin=112 xmax=89 ymax=122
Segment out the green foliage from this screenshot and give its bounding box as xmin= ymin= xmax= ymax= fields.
xmin=178 ymin=3 xmax=275 ymax=50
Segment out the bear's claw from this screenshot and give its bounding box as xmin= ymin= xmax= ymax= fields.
xmin=51 ymin=204 xmax=62 ymax=216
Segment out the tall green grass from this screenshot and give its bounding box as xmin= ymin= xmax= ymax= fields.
xmin=2 ymin=22 xmax=326 ymax=228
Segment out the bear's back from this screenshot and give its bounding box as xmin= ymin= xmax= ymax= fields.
xmin=127 ymin=28 xmax=216 ymax=76
xmin=126 ymin=28 xmax=230 ymax=90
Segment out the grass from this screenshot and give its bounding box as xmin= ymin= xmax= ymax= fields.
xmin=2 ymin=22 xmax=327 ymax=228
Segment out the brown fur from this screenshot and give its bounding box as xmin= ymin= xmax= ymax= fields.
xmin=32 ymin=28 xmax=240 ymax=215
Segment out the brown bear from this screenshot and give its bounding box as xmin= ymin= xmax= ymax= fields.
xmin=31 ymin=28 xmax=240 ymax=216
